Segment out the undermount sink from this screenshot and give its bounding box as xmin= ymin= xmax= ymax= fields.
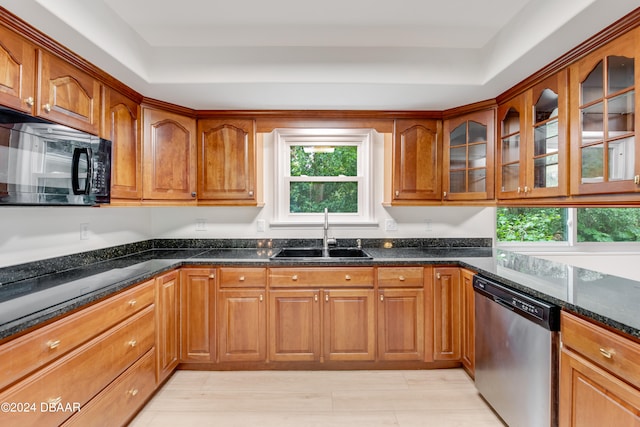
xmin=270 ymin=247 xmax=372 ymax=260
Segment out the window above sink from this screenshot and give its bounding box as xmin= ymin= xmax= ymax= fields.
xmin=271 ymin=128 xmax=376 ymax=226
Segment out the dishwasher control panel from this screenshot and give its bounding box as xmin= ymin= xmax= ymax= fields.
xmin=473 ymin=274 xmax=560 ymax=331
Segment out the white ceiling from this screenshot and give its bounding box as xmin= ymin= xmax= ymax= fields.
xmin=1 ymin=0 xmax=638 ymax=110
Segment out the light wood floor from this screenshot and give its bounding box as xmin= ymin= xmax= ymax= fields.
xmin=129 ymin=369 xmax=504 ymax=427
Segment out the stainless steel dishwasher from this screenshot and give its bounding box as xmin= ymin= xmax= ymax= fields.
xmin=473 ymin=275 xmax=560 ymax=427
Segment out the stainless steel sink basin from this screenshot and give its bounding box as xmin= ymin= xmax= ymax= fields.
xmin=270 ymin=247 xmax=372 ymax=260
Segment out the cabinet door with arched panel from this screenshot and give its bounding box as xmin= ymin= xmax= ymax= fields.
xmin=497 ymin=93 xmax=529 ymax=199
xmin=443 ymin=109 xmax=495 ymax=201
xmin=569 ymin=27 xmax=640 ymax=195
xmin=527 ymin=70 xmax=569 ymax=198
xmin=392 ymin=119 xmax=442 ymax=203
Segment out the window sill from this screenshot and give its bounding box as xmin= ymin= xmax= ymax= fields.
xmin=269 ymin=221 xmax=380 ymax=228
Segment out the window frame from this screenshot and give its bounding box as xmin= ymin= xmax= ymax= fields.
xmin=272 ymin=128 xmax=375 ymax=226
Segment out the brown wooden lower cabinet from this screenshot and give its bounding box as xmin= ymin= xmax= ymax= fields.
xmin=269 ymin=289 xmax=321 ymax=362
xmin=0 ymin=307 xmax=155 ymax=427
xmin=559 ymin=311 xmax=640 ymax=426
xmin=323 ymin=289 xmax=376 ymax=362
xmin=433 ymin=267 xmax=462 ymax=361
xmin=180 ymin=268 xmax=216 ymax=362
xmin=460 ymin=268 xmax=475 ymax=376
xmin=268 ymin=288 xmax=376 ymax=362
xmin=61 ymin=349 xmax=156 ymax=427
xmin=155 ymin=270 xmax=180 ymax=383
xmin=377 ymin=288 xmax=425 ymax=361
xmin=217 ymin=289 xmax=267 ymax=362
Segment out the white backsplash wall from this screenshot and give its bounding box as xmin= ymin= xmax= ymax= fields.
xmin=149 ymin=205 xmax=496 ymax=241
xmin=0 ymin=207 xmax=151 ymax=267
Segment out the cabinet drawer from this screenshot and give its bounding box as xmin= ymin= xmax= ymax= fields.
xmin=62 ymin=349 xmax=156 ymax=427
xmin=561 ymin=311 xmax=640 ymax=389
xmin=0 ymin=279 xmax=154 ymax=391
xmin=270 ymin=267 xmax=374 ymax=288
xmin=219 ymin=268 xmax=266 ymax=288
xmin=377 ymin=267 xmax=424 ymax=288
xmin=0 ymin=306 xmax=155 ymax=427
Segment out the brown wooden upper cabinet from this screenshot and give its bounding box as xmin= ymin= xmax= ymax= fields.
xmin=142 ymin=107 xmax=197 ymax=202
xmin=0 ymin=25 xmax=36 ymax=114
xmin=443 ymin=109 xmax=495 ymax=201
xmin=569 ymin=27 xmax=640 ymax=196
xmin=497 ymin=70 xmax=569 ymax=199
xmin=392 ymin=119 xmax=442 ymax=203
xmin=103 ymin=87 xmax=141 ymax=200
xmin=197 ymin=119 xmax=257 ymax=205
xmin=37 ymin=51 xmax=101 ymax=135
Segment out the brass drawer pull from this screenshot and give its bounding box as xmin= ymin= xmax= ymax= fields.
xmin=325 ymin=294 xmax=329 ymax=302
xmin=599 ymin=348 xmax=614 ymax=359
xmin=345 ymin=275 xmax=351 ymax=281
xmin=239 ymin=276 xmax=246 ymax=282
xmin=380 ymin=294 xmax=384 ymax=302
xmin=24 ymin=96 xmax=34 ymax=107
xmin=128 ymin=299 xmax=137 ymax=308
xmin=48 ymin=340 xmax=61 ymax=350
xmin=128 ymin=388 xmax=139 ymax=397
xmin=314 ymin=294 xmax=318 ymax=302
xmin=291 ymin=275 xmax=298 ymax=281
xmin=399 ymin=275 xmax=405 ymax=281
xmin=43 ymin=103 xmax=51 ymax=113
xmin=48 ymin=397 xmax=62 ymax=405
xmin=259 ymin=294 xmax=263 ymax=302
xmin=128 ymin=339 xmax=137 ymax=348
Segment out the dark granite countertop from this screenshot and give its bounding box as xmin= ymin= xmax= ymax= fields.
xmin=0 ymin=239 xmax=638 ymax=342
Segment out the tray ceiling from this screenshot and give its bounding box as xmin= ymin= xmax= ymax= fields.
xmin=1 ymin=0 xmax=638 ymax=110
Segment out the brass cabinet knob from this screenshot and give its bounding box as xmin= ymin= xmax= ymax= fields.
xmin=345 ymin=275 xmax=351 ymax=281
xmin=128 ymin=388 xmax=139 ymax=397
xmin=43 ymin=103 xmax=51 ymax=113
xmin=380 ymin=294 xmax=384 ymax=302
xmin=291 ymin=275 xmax=298 ymax=281
xmin=239 ymin=276 xmax=246 ymax=282
xmin=128 ymin=339 xmax=137 ymax=348
xmin=24 ymin=96 xmax=34 ymax=107
xmin=128 ymin=299 xmax=137 ymax=308
xmin=399 ymin=275 xmax=405 ymax=281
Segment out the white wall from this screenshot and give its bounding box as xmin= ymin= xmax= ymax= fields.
xmin=0 ymin=207 xmax=151 ymax=267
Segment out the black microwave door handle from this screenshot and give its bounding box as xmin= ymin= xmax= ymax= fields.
xmin=72 ymin=147 xmax=93 ymax=195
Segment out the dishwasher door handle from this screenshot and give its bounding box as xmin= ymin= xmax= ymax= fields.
xmin=493 ymin=296 xmax=515 ymax=311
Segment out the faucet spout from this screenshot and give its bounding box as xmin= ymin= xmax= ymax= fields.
xmin=323 ymin=208 xmax=336 ymax=256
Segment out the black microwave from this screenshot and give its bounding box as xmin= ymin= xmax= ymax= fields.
xmin=0 ymin=107 xmax=111 ymax=206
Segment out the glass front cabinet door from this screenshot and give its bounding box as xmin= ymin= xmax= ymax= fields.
xmin=569 ymin=27 xmax=640 ymax=195
xmin=443 ymin=109 xmax=495 ymax=201
xmin=497 ymin=70 xmax=569 ymax=199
